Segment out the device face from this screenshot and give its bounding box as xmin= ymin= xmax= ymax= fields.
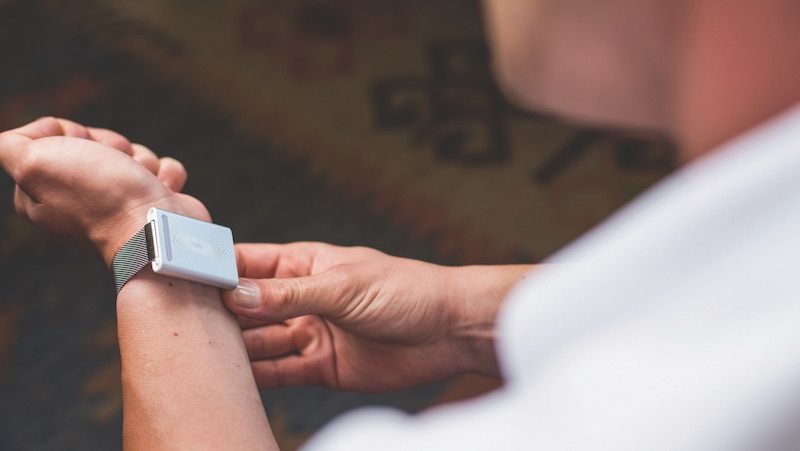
xmin=147 ymin=208 xmax=239 ymax=290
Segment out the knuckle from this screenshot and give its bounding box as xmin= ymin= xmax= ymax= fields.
xmin=165 ymin=158 xmax=187 ymax=178
xmin=273 ymin=278 xmax=299 ymax=308
xmin=249 ymin=333 xmax=267 ymax=358
xmin=36 ymin=116 xmax=64 ymax=136
xmin=15 ymin=144 xmax=49 ymax=187
xmin=109 ymin=134 xmax=132 ymax=150
xmin=290 ymin=240 xmax=324 ymax=254
xmin=326 ymin=263 xmax=353 ymax=283
xmin=345 ymin=245 xmax=383 ymax=261
xmin=35 ymin=116 xmax=58 ymax=127
xmin=170 ymin=157 xmax=186 ymax=171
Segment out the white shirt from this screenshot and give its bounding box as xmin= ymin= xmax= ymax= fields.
xmin=304 ymin=103 xmax=800 ymax=451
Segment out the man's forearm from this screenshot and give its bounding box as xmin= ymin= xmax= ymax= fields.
xmin=116 ymin=270 xmax=277 ymax=450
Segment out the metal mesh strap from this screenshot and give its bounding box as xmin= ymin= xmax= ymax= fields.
xmin=111 ymin=223 xmax=154 ymax=294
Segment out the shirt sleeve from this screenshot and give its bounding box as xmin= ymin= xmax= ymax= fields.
xmin=301 ymin=386 xmax=536 ymax=451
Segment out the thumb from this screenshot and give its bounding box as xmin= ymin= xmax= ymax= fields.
xmin=222 ymin=274 xmax=345 ymax=321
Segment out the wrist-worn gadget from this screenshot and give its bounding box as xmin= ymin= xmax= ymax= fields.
xmin=111 ymin=208 xmax=239 ymax=294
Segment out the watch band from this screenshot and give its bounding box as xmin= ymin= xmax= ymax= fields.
xmin=111 ymin=222 xmax=155 ymax=294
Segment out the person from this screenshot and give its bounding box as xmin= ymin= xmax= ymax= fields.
xmin=2 ymin=0 xmax=800 ymax=449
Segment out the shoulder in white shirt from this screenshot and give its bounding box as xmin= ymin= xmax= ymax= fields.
xmin=305 ymin=103 xmax=800 ymax=451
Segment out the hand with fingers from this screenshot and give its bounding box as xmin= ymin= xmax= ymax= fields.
xmin=0 ymin=116 xmax=534 ymax=400
xmin=0 ymin=117 xmax=207 ymax=267
xmin=223 ymin=242 xmax=534 ymax=392
xmin=0 ymin=117 xmax=285 ymax=448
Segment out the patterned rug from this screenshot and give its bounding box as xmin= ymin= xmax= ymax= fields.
xmin=0 ymin=0 xmax=674 ymax=449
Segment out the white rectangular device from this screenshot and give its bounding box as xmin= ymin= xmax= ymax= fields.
xmin=146 ymin=207 xmax=239 ymax=290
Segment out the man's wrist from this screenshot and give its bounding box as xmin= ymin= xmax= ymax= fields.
xmin=446 ymin=264 xmax=536 ymax=379
xmin=95 ymin=203 xmax=159 ymax=270
xmin=98 ymin=215 xmax=149 ymax=270
xmin=96 ymin=199 xmax=210 ymax=269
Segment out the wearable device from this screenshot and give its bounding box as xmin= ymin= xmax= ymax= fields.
xmin=111 ymin=208 xmax=239 ymax=294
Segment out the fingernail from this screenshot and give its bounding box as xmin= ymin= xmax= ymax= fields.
xmin=233 ymin=280 xmax=260 ymax=309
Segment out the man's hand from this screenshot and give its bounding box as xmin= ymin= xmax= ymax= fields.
xmin=0 ymin=117 xmax=207 ymax=266
xmin=223 ymin=242 xmax=534 ymax=392
xmin=1 ymin=117 xmax=278 ymax=449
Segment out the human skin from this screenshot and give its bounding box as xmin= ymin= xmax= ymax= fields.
xmin=481 ymin=0 xmax=800 ymax=160
xmin=0 ymin=117 xmax=530 ymax=449
xmin=224 ymin=243 xmax=532 ymax=391
xmin=0 ymin=117 xmax=277 ymax=450
xmin=222 ymin=0 xmax=800 ymax=396
xmin=5 ymin=0 xmax=800 ymax=448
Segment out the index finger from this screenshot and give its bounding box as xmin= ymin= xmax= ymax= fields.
xmin=0 ymin=128 xmax=33 ymax=179
xmin=0 ymin=117 xmax=95 ymax=178
xmin=0 ymin=117 xmax=64 ymax=180
xmin=235 ymin=242 xmax=323 ymax=279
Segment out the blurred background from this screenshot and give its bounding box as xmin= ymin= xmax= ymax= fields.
xmin=0 ymin=0 xmax=674 ymax=449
